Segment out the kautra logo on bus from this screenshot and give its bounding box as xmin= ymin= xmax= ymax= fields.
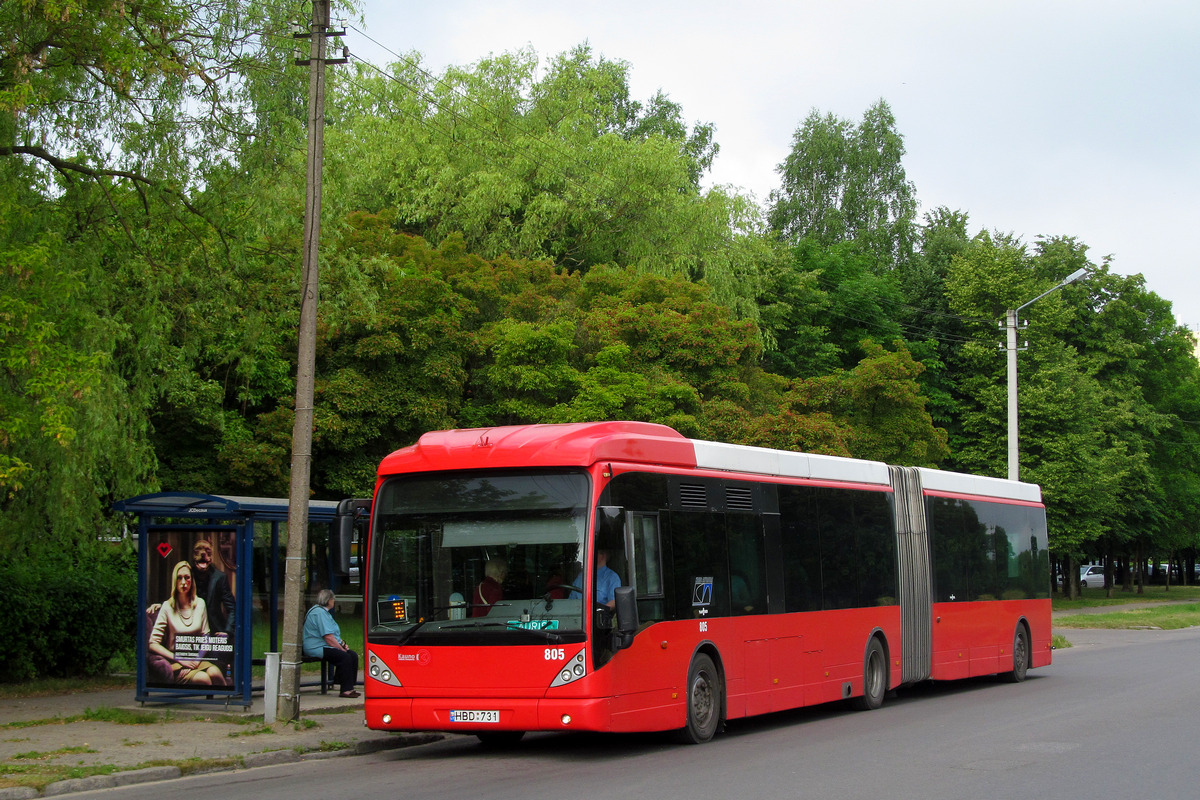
xmin=396 ymin=649 xmax=432 ymax=666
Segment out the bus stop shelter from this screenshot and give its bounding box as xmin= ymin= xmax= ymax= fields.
xmin=113 ymin=492 xmax=343 ymax=707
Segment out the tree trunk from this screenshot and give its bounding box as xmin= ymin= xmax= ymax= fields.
xmin=1135 ymin=542 xmax=1144 ymax=595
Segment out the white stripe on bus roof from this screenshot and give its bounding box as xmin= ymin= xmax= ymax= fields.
xmin=690 ymin=439 xmax=892 ymax=486
xmin=916 ymin=467 xmax=1042 ymax=503
xmin=690 ymin=439 xmax=1042 ymax=503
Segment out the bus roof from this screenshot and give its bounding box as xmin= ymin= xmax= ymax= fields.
xmin=377 ymin=421 xmax=697 ymax=474
xmin=377 ymin=422 xmax=1040 ymax=501
xmin=379 ymin=421 xmax=890 ymax=487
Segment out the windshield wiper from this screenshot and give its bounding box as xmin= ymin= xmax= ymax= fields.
xmin=393 ymin=605 xmax=460 ymax=646
xmin=452 ymin=619 xmax=566 ymax=642
xmin=512 ymin=626 xmax=563 ymax=643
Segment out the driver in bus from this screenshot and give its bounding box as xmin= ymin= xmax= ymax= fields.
xmin=570 ymin=549 xmax=622 ymax=609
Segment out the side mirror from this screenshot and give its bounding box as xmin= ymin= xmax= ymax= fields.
xmin=332 ymin=498 xmax=369 ymax=576
xmin=612 ymin=586 xmax=639 ymax=651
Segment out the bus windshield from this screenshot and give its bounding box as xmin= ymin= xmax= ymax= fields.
xmin=369 ymin=471 xmax=590 ymax=644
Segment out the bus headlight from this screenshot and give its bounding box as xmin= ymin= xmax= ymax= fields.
xmin=368 ymin=649 xmax=403 ymax=687
xmin=549 ymin=650 xmax=587 ymax=687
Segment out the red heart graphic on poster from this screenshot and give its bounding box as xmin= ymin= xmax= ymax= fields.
xmin=157 ymin=542 xmax=173 ymax=558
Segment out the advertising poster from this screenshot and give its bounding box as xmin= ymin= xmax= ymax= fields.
xmin=143 ymin=529 xmax=237 ymax=690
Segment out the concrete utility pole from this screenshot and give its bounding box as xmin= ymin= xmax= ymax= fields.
xmin=1004 ymin=266 xmax=1088 ymax=482
xmin=278 ymin=0 xmax=345 ymax=723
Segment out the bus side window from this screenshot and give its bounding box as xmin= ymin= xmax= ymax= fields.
xmin=627 ymin=512 xmax=664 ymax=623
xmin=727 ymin=513 xmax=765 ymax=615
xmin=627 ymin=513 xmax=663 ymax=597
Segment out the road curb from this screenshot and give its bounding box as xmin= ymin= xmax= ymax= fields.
xmin=0 ymin=787 xmax=39 ymax=800
xmin=242 ymin=750 xmax=299 ymax=769
xmin=5 ymin=734 xmax=445 ymax=797
xmin=40 ymin=766 xmax=182 ymax=797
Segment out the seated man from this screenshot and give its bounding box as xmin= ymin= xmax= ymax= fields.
xmin=570 ymin=549 xmax=622 ymax=609
xmin=303 ymin=589 xmax=359 ymax=698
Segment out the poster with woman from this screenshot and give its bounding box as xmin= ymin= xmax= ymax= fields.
xmin=143 ymin=529 xmax=237 ymax=690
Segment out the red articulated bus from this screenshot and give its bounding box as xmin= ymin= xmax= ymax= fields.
xmin=361 ymin=421 xmax=1051 ymax=744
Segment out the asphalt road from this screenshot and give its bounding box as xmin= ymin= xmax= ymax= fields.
xmin=62 ymin=626 xmax=1200 ymax=800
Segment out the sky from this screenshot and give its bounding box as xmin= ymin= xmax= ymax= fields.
xmin=349 ymin=1 xmax=1200 ymax=328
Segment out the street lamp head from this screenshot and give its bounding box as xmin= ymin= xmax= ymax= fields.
xmin=1062 ymin=267 xmax=1089 ymax=286
xmin=1016 ymin=267 xmax=1090 ymax=314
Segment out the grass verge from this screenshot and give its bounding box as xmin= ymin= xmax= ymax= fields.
xmin=1052 ymin=584 xmax=1200 ymax=612
xmin=1054 ymin=603 xmax=1200 ymax=630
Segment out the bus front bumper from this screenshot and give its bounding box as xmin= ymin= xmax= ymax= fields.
xmin=365 ymin=695 xmax=614 ymax=733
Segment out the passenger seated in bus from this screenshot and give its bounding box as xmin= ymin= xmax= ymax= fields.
xmin=545 ymin=565 xmax=569 ymax=599
xmin=732 ymin=572 xmax=755 ymax=613
xmin=471 ymin=558 xmax=507 ymax=617
xmin=570 ymin=549 xmax=622 ymax=609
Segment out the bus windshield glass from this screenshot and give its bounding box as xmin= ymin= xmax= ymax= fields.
xmin=369 ymin=471 xmax=590 ymax=644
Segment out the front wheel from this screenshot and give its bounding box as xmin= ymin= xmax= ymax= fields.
xmin=1002 ymin=625 xmax=1030 ymax=683
xmin=678 ymin=653 xmax=722 ymax=744
xmin=851 ymin=637 xmax=887 ymax=711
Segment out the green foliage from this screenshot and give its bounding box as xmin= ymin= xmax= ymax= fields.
xmin=0 ymin=552 xmax=136 ymax=682
xmin=704 ymin=341 xmax=949 ymax=463
xmin=327 ymin=43 xmax=767 ymax=322
xmin=0 ymin=0 xmax=303 ymax=551
xmin=769 ymin=100 xmax=917 ymax=271
xmin=1 ymin=0 xmax=302 ymax=185
xmin=810 ymin=341 xmax=949 ymax=466
xmin=762 ymin=239 xmax=906 ymax=377
xmin=314 ymin=227 xmax=476 ymax=496
xmin=0 ymin=172 xmax=158 ymax=553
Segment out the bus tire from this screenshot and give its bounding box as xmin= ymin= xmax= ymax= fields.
xmin=852 ymin=636 xmax=887 ymax=711
xmin=1002 ymin=624 xmax=1030 ymax=683
xmin=678 ymin=653 xmax=722 ymax=744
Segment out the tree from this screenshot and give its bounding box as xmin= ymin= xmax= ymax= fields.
xmin=761 ymin=239 xmax=906 ymax=379
xmin=326 ymin=44 xmax=769 ymax=322
xmin=769 ymin=100 xmax=917 ymax=271
xmin=1062 ymin=255 xmax=1200 ymax=586
xmin=0 ymin=0 xmax=305 ymax=550
xmin=0 ymin=174 xmax=156 ymax=553
xmin=945 ymin=232 xmax=1128 ymax=558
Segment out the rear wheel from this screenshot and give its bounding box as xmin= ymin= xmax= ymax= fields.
xmin=852 ymin=637 xmax=887 ymax=711
xmin=678 ymin=653 xmax=722 ymax=744
xmin=1003 ymin=625 xmax=1030 ymax=683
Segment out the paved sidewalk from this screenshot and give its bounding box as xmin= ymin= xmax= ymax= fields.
xmin=0 ymin=680 xmax=440 ymax=798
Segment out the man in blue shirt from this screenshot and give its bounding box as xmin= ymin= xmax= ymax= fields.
xmin=571 ymin=549 xmax=622 ymax=609
xmin=303 ymin=589 xmax=359 ymax=698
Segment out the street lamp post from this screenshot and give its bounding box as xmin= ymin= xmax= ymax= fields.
xmin=1005 ymin=267 xmax=1088 ymax=481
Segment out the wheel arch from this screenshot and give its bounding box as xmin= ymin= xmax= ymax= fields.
xmin=689 ymin=640 xmax=727 ymax=723
xmin=1014 ymin=616 xmax=1032 ymax=669
xmin=864 ymin=627 xmax=892 ymax=687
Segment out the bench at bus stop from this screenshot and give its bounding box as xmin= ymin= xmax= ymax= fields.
xmin=251 ymin=655 xmax=335 ymax=694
